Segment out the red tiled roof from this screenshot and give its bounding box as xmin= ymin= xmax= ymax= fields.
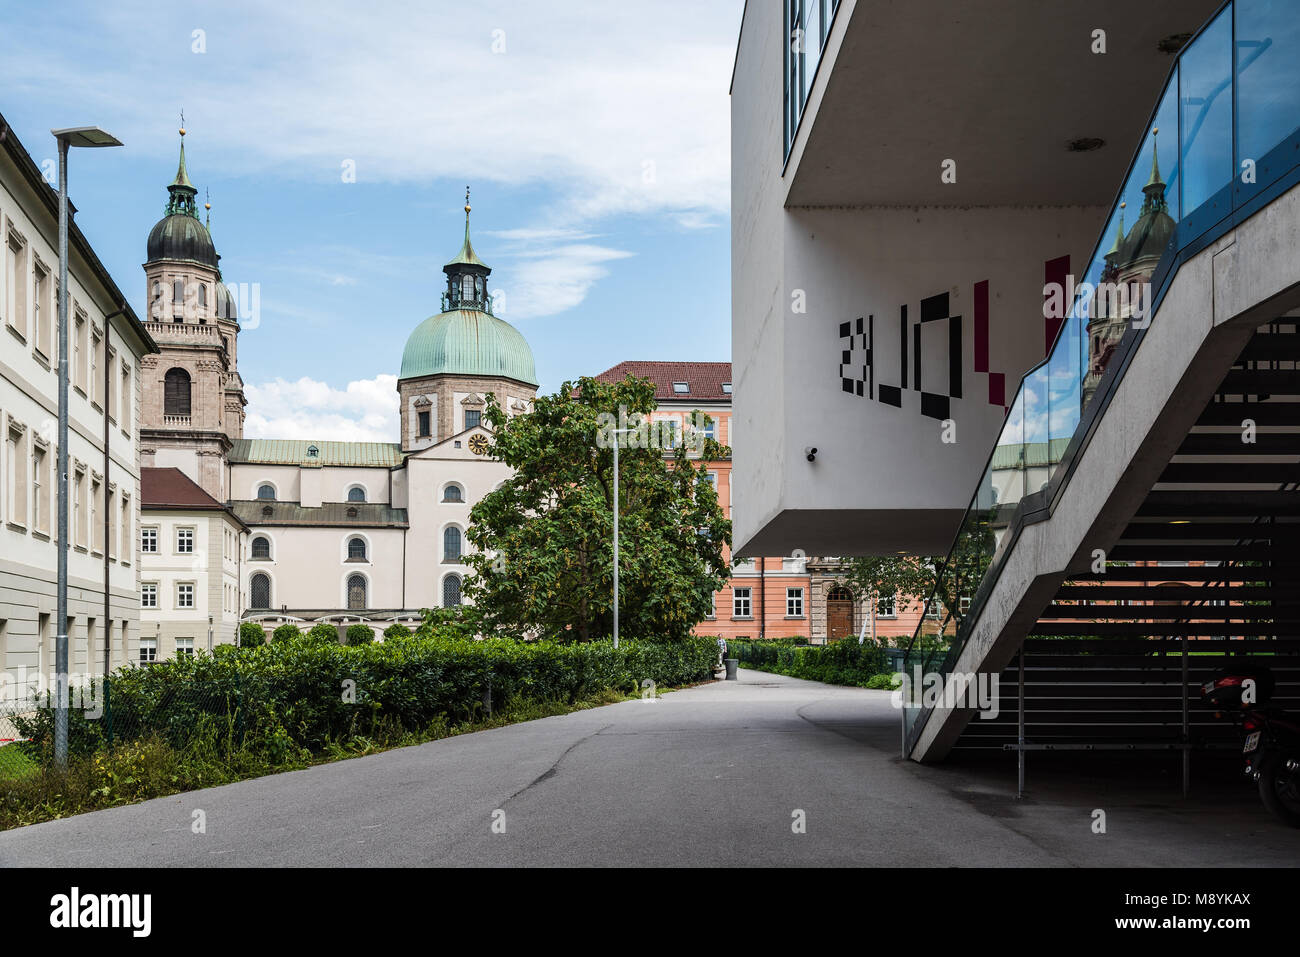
xmin=594 ymin=361 xmax=732 ymax=401
xmin=141 ymin=467 xmax=225 ymax=509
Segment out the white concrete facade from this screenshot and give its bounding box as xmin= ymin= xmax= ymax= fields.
xmin=730 ymin=0 xmax=1224 ymax=557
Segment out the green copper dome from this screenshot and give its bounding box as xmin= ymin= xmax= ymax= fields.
xmin=399 ymin=192 xmax=538 ymax=387
xmin=400 ymin=309 xmax=538 ymax=386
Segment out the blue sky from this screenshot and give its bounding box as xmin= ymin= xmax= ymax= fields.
xmin=0 ymin=0 xmax=742 ymax=439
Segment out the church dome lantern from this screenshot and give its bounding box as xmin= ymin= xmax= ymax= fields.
xmin=146 ymin=128 xmax=219 ymax=269
xmin=399 ymin=191 xmax=538 ymax=387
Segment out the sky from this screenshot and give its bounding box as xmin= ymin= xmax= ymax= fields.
xmin=0 ymin=0 xmax=743 ymax=441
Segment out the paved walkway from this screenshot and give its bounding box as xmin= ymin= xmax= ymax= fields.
xmin=2 ymin=670 xmax=1296 ymax=866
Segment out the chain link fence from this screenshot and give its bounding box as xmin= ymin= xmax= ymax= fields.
xmin=0 ymin=675 xmax=247 ymax=779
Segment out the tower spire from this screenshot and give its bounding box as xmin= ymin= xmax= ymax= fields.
xmin=165 ymin=121 xmax=198 ymax=218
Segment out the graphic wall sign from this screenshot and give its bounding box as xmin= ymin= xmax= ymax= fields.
xmin=837 ymin=258 xmax=1068 ymax=421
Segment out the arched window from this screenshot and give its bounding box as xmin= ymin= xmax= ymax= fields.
xmin=163 ymin=368 xmax=191 ymax=416
xmin=257 ymin=484 xmax=276 ymax=501
xmin=347 ymin=487 xmax=366 ymax=503
xmin=172 ymin=278 xmax=184 ymax=318
xmin=442 ymin=575 xmax=462 ymax=608
xmin=251 ymin=536 xmax=271 ymax=559
xmin=443 ymin=484 xmax=463 ymax=503
xmin=197 ymin=284 xmax=207 ymax=308
xmin=347 ymin=574 xmax=367 ymax=610
xmin=462 ymin=274 xmax=475 ymax=301
xmin=250 ymin=573 xmax=271 ymax=610
xmin=348 ymin=537 xmax=367 ymax=560
xmin=443 ymin=526 xmax=462 ymax=562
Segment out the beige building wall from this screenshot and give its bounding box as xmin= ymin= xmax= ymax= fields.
xmin=0 ymin=135 xmax=152 ymax=695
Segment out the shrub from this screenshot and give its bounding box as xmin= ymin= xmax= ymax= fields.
xmin=306 ymin=623 xmax=340 ymax=646
xmin=866 ymin=672 xmax=902 ymax=690
xmin=239 ymin=622 xmax=267 ymax=648
xmin=346 ymin=624 xmax=375 ymax=646
xmin=727 ymin=638 xmax=888 ymax=688
xmin=272 ymin=624 xmax=301 ymax=644
xmin=383 ymin=623 xmax=412 ymax=640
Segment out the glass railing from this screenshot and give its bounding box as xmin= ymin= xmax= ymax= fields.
xmin=902 ymin=0 xmax=1300 ymax=750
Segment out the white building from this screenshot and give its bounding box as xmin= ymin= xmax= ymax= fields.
xmin=139 ymin=467 xmax=247 ymax=660
xmin=137 ymin=141 xmax=536 ymax=645
xmin=0 ymin=112 xmax=157 ymax=691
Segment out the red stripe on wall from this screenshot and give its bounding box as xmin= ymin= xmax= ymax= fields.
xmin=974 ymin=279 xmax=989 ymax=375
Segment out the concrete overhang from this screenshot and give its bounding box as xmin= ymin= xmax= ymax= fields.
xmin=786 ymin=0 xmax=1224 ymax=207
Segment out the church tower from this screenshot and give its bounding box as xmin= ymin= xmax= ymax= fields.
xmin=397 ymin=191 xmax=539 ymax=451
xmin=138 ymin=127 xmax=246 ymax=499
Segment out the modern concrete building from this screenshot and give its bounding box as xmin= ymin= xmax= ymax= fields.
xmin=0 ymin=112 xmax=157 ymax=693
xmin=732 ymin=0 xmax=1300 ymax=778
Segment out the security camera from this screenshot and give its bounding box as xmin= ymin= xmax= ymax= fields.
xmin=805 ymin=447 xmax=818 ymax=462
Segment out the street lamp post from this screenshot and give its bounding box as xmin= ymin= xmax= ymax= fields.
xmin=51 ymin=126 xmax=122 ymax=771
xmin=609 ymin=428 xmax=637 ymax=649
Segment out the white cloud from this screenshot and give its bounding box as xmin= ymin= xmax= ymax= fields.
xmin=5 ymin=1 xmax=741 ymax=225
xmin=2 ymin=0 xmax=742 ymax=321
xmin=244 ymin=375 xmax=399 ymax=442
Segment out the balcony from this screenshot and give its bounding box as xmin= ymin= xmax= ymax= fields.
xmin=144 ymin=320 xmax=221 ymax=345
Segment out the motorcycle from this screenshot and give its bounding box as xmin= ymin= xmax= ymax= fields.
xmin=1202 ymin=665 xmax=1300 ymax=827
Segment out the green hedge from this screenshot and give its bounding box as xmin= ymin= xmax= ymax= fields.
xmin=728 ymin=638 xmax=888 ymax=688
xmin=16 ymin=634 xmax=722 ymax=759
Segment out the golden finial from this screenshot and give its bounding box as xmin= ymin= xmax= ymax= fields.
xmin=1120 ymin=201 xmax=1127 ymax=209
xmin=464 ymin=185 xmax=471 ymax=215
xmin=1152 ymin=126 xmax=1159 ymax=136
xmin=179 ymin=108 xmax=186 ymax=137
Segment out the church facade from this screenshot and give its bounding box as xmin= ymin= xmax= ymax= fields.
xmin=138 ymin=135 xmax=536 ymax=653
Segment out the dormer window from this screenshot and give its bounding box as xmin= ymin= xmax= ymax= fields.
xmin=306 ymin=445 xmax=319 ymax=458
xmin=722 ymin=383 xmax=732 ymax=394
xmin=672 ymin=382 xmax=690 ymax=394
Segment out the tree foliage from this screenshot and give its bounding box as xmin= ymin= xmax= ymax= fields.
xmin=464 ymin=375 xmax=732 ymax=642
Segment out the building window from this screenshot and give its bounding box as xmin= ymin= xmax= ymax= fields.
xmin=33 ymin=260 xmax=49 ymax=358
xmin=257 ymin=484 xmax=276 ymax=500
xmin=163 ymin=368 xmax=191 ymax=416
xmin=442 ymin=574 xmax=462 ymax=608
xmin=464 ymin=409 xmax=482 ymax=430
xmin=140 ymin=637 xmax=157 ymax=665
xmin=141 ymin=527 xmax=158 ymax=553
xmin=876 ymin=594 xmax=897 ymax=618
xmin=786 ymin=587 xmax=804 ymax=617
xmin=32 ymin=443 xmax=48 ymax=534
xmin=733 ymin=587 xmax=752 ymax=618
xmin=347 ymin=486 xmax=366 ymax=503
xmin=74 ymin=311 xmax=87 ymax=390
xmin=443 ymin=484 xmax=464 ymax=503
xmin=672 ymin=382 xmax=689 ymax=394
xmin=721 ymin=382 xmax=732 ymax=394
xmin=250 ymin=572 xmax=271 ymax=610
xmin=925 ymin=598 xmax=944 ymax=620
xmin=784 ymin=0 xmax=842 ymax=160
xmin=348 ymin=537 xmax=367 ymax=561
xmin=6 ymin=230 xmax=28 ymax=339
xmin=172 ymin=278 xmax=185 ymax=318
xmin=347 ymin=574 xmax=367 ymax=610
xmin=176 ymin=637 xmax=194 ymax=658
xmin=177 ymin=583 xmax=195 ymax=608
xmin=177 ymin=528 xmax=194 ymax=553
xmin=5 ymin=425 xmax=26 ymax=528
xmin=141 ymin=583 xmax=157 ymax=608
xmin=306 ymin=445 xmax=319 ymax=459
xmin=417 ymin=410 xmax=432 ymax=438
xmin=251 ymin=536 xmax=271 ymax=559
xmin=443 ymin=526 xmax=462 ymax=562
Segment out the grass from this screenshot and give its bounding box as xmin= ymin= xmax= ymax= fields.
xmin=0 ymin=684 xmax=684 ymax=832
xmin=0 ymin=746 xmax=38 ymax=782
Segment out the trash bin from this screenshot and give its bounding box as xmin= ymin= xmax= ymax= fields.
xmin=725 ymin=658 xmax=738 ymax=681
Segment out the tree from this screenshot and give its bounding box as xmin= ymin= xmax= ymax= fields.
xmin=846 ymin=511 xmax=997 ymax=645
xmin=239 ymin=622 xmax=267 ymax=648
xmin=464 ymin=375 xmax=732 ymax=642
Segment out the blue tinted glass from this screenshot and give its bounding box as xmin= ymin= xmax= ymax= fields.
xmin=1180 ymin=8 xmax=1234 ymax=212
xmin=1236 ymin=0 xmax=1300 ymax=168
